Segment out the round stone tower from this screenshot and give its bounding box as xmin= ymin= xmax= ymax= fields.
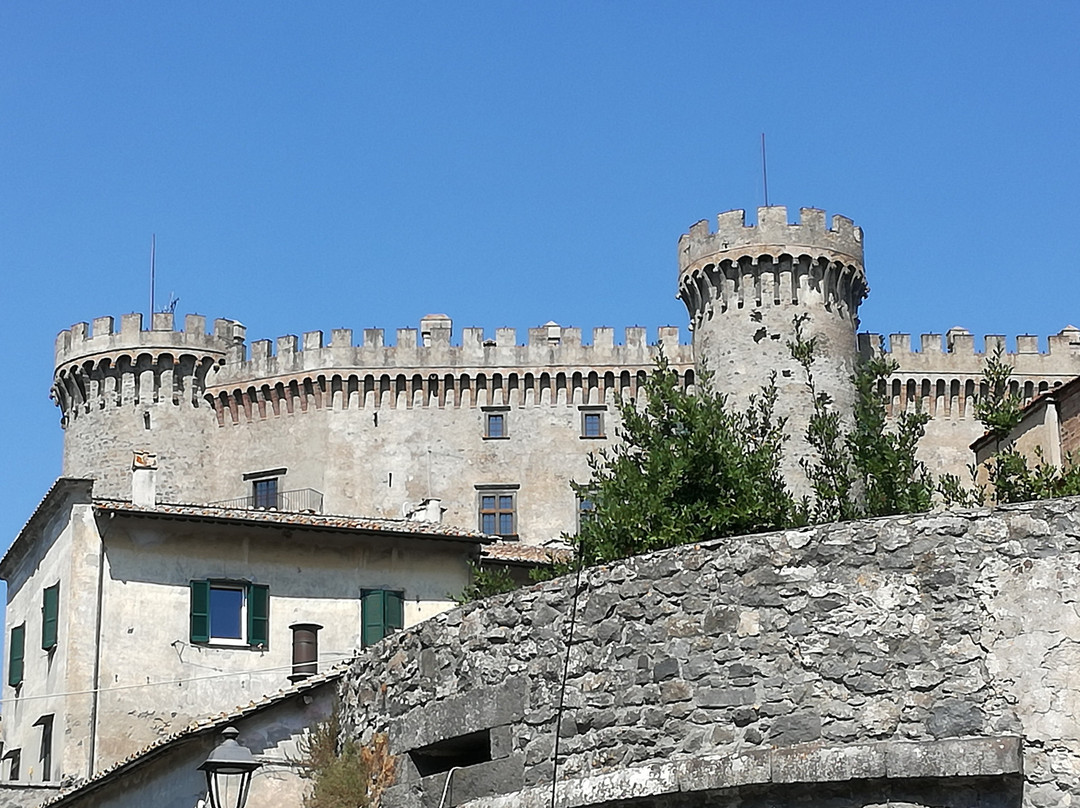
xmin=677 ymin=206 xmax=868 ymax=490
xmin=52 ymin=312 xmax=242 ymax=504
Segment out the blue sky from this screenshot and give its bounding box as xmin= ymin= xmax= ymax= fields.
xmin=2 ymin=1 xmax=1080 ymax=547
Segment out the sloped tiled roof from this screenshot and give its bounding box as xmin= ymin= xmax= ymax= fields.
xmin=483 ymin=541 xmax=572 ymax=565
xmin=93 ymin=498 xmax=495 ymax=542
xmin=43 ymin=663 xmax=349 ymax=807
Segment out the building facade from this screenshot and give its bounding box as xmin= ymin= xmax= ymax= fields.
xmin=7 ymin=203 xmax=1080 ymax=802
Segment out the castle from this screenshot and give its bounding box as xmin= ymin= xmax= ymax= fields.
xmin=6 ymin=204 xmax=1080 ymax=804
xmin=49 ymin=205 xmax=1080 ymax=542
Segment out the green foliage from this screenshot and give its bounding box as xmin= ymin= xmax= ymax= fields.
xmin=569 ymin=349 xmax=798 ymax=567
xmin=457 ymin=562 xmax=520 ymax=602
xmin=849 ymin=355 xmax=934 ymax=517
xmin=974 ymin=348 xmax=1024 ymax=439
xmin=790 ymin=317 xmax=933 ymax=522
xmin=298 ymin=710 xmax=394 ymax=808
xmin=952 ymin=346 xmax=1080 ymax=506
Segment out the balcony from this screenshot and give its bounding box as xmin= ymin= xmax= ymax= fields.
xmin=208 ymin=488 xmax=324 ymax=514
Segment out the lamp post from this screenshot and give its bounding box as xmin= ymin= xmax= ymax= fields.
xmin=198 ymin=727 xmax=262 ymax=808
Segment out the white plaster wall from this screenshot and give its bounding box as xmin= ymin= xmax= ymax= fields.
xmin=2 ymin=501 xmax=100 ymax=785
xmin=57 ymin=681 xmax=336 ymax=808
xmin=92 ymin=515 xmax=471 ymax=768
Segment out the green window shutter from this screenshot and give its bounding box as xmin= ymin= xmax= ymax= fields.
xmin=42 ymin=583 xmax=59 ymax=651
xmin=9 ymin=624 xmax=25 ymax=687
xmin=247 ymin=583 xmax=270 ymax=649
xmin=385 ymin=590 xmax=404 ymax=634
xmin=361 ymin=589 xmax=385 ymax=647
xmin=190 ymin=580 xmax=210 ymax=643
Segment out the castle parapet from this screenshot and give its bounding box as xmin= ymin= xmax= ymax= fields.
xmin=55 ymin=313 xmax=238 ymax=368
xmin=52 ymin=313 xmax=241 ymax=424
xmin=215 ymin=318 xmax=690 ymax=385
xmin=678 ymin=205 xmax=864 ymax=273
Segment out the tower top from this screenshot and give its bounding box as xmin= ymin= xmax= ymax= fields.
xmin=677 ymin=206 xmax=863 ymax=274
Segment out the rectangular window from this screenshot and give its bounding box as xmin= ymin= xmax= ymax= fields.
xmin=580 ymin=407 xmax=606 ymax=438
xmin=361 ymin=589 xmax=404 ymax=647
xmin=483 ymin=406 xmax=510 ymax=439
xmin=479 ymin=493 xmax=516 ymax=537
xmin=35 ymin=715 xmax=52 ymax=783
xmin=8 ymin=624 xmax=25 ymax=687
xmin=190 ymin=581 xmax=269 ymax=648
xmin=42 ymin=583 xmax=59 ymax=651
xmin=577 ymin=496 xmax=596 ymax=532
xmin=6 ymin=749 xmax=19 ymax=781
xmin=252 ymin=478 xmax=279 ymax=509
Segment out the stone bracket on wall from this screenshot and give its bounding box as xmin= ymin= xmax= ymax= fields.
xmin=454 ymin=736 xmax=1021 ymax=808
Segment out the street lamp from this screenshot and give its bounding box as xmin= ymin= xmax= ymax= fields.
xmin=198 ymin=727 xmax=262 ymax=808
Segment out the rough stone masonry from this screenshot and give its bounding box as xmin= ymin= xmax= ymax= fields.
xmin=338 ymin=496 xmax=1080 ymax=807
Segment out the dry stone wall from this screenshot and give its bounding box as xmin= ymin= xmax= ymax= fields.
xmin=339 ymin=497 xmax=1080 ymax=808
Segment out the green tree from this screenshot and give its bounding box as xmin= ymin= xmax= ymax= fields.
xmin=790 ymin=317 xmax=933 ymax=522
xmin=569 ymin=350 xmax=798 ymax=567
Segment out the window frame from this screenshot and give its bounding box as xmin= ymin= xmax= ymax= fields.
xmin=8 ymin=623 xmax=25 ymax=688
xmin=34 ymin=715 xmax=52 ymax=783
xmin=579 ymin=406 xmax=606 ymax=439
xmin=361 ymin=589 xmax=404 ymax=647
xmin=482 ymin=406 xmax=510 ymax=440
xmin=476 ymin=485 xmax=519 ymax=538
xmin=190 ymin=580 xmax=269 ymax=649
xmin=252 ymin=477 xmax=279 ymax=510
xmin=41 ymin=582 xmax=59 ymax=651
xmin=577 ymin=495 xmax=596 ymax=532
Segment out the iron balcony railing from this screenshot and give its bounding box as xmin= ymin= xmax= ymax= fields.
xmin=208 ymin=488 xmax=324 ymax=514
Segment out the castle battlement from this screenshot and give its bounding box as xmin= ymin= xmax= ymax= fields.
xmin=213 ymin=320 xmax=691 ymax=383
xmin=54 ymin=312 xmax=240 ymax=370
xmin=861 ymin=326 xmax=1080 ymax=361
xmin=677 ymin=206 xmax=864 ymax=273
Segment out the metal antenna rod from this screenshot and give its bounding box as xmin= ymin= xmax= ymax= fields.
xmin=761 ymin=133 xmax=770 ymax=207
xmin=149 ymin=234 xmax=156 ymax=319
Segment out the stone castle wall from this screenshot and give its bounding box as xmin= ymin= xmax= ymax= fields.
xmin=50 ymin=308 xmax=1080 ymax=542
xmin=337 ymin=497 xmax=1080 ymax=808
xmin=48 ymin=207 xmax=1080 ymax=542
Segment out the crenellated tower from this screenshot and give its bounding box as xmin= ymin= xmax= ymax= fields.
xmin=677 ymin=206 xmax=868 ymax=488
xmin=52 ymin=312 xmax=243 ymax=503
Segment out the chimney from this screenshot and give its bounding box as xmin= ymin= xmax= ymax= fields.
xmin=289 ymin=623 xmax=322 ymax=682
xmin=420 ymin=497 xmax=443 ymax=523
xmin=131 ymin=451 xmax=158 ymax=507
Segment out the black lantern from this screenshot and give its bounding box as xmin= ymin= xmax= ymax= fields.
xmin=198 ymin=727 xmax=262 ymax=808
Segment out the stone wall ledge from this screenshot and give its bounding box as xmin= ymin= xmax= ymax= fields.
xmin=457 ymin=736 xmax=1021 ymax=808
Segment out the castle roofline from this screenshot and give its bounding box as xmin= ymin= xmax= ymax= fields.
xmin=0 ymin=477 xmax=95 ymax=580
xmin=91 ymin=498 xmax=497 ymax=544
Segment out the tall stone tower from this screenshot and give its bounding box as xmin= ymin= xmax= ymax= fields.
xmin=51 ymin=312 xmax=240 ymax=504
xmin=677 ymin=206 xmax=868 ymax=486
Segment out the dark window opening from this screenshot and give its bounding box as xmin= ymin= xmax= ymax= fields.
xmin=252 ymin=478 xmax=279 ymax=509
xmin=35 ymin=716 xmax=52 ymax=782
xmin=409 ymin=730 xmax=492 ymax=777
xmin=485 ymin=412 xmax=505 ymax=438
xmin=5 ymin=749 xmax=20 ymax=781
